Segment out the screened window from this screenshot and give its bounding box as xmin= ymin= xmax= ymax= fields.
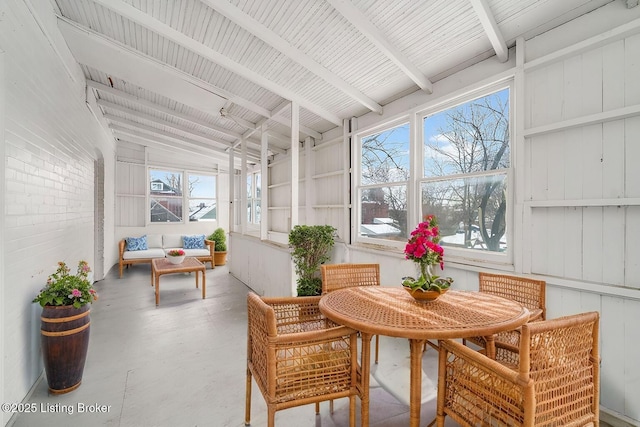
xmin=359 ymin=122 xmax=409 ymax=242
xmin=422 ymin=88 xmax=510 ymax=254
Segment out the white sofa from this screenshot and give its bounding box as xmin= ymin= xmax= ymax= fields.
xmin=118 ymin=234 xmax=215 ymax=278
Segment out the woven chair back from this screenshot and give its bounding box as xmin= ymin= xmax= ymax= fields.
xmin=321 ymin=263 xmax=380 ymax=294
xmin=479 ymin=272 xmax=546 ymax=320
xmin=518 ymin=311 xmax=600 ymax=425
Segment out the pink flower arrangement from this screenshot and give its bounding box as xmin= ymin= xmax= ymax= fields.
xmin=167 ymin=249 xmax=185 ymax=256
xmin=404 ymin=215 xmax=444 ymax=269
xmin=402 ymin=215 xmax=453 ymax=292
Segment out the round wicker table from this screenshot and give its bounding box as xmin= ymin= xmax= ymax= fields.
xmin=319 ymin=287 xmax=530 ymax=427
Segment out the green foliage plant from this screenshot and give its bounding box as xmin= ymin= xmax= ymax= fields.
xmin=288 ymin=225 xmax=336 ymax=296
xmin=33 ymin=261 xmax=98 ymax=308
xmin=208 ymin=227 xmax=227 ymax=252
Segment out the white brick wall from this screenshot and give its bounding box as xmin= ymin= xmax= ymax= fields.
xmin=1 ymin=1 xmax=116 ymax=422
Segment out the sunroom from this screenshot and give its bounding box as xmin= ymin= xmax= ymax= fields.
xmin=1 ymin=0 xmax=639 ymax=426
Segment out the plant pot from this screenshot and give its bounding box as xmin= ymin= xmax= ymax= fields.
xmin=40 ymin=304 xmax=90 ymax=394
xmin=403 ymin=286 xmax=448 ymax=302
xmin=214 ymin=251 xmax=227 ymax=266
xmin=167 ymin=255 xmax=185 ymax=264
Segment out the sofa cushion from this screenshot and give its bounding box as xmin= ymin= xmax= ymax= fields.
xmin=167 ymin=248 xmax=210 ymax=258
xmin=147 ymin=234 xmax=163 ymax=249
xmin=122 ymin=248 xmax=166 ymax=260
xmin=183 ymin=234 xmax=205 ymax=249
xmin=163 ymin=234 xmax=183 ymax=249
xmin=126 ymin=235 xmax=148 ymax=251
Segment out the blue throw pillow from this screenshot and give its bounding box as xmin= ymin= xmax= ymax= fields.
xmin=126 ymin=235 xmax=148 ymax=251
xmin=183 ymin=234 xmax=205 ymax=249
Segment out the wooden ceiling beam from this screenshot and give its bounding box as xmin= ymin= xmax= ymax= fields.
xmin=326 ymin=0 xmax=433 ymax=94
xmin=468 ymin=0 xmax=509 ymax=62
xmin=204 ymin=0 xmax=383 ymax=114
xmin=88 ymin=0 xmax=343 ymax=126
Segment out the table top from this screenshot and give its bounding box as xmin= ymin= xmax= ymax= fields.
xmin=151 ymin=257 xmax=205 ymax=274
xmin=319 ymin=287 xmax=529 ymax=340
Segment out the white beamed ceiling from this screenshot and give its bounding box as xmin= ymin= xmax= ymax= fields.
xmin=53 ymin=0 xmax=617 ymax=163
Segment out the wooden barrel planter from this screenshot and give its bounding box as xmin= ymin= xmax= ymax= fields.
xmin=40 ymin=304 xmax=91 ymax=394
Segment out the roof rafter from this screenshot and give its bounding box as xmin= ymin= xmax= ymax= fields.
xmin=468 ymin=0 xmax=509 ymax=62
xmin=88 ymin=0 xmax=343 ymax=126
xmin=203 ymin=0 xmax=383 ymax=115
xmin=87 ymin=80 xmax=244 ymax=140
xmin=325 ymin=0 xmax=433 ymax=94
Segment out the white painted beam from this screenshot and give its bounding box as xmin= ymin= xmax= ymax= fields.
xmin=87 ymin=80 xmax=244 ymax=140
xmin=203 ymin=0 xmax=383 ymax=114
xmin=468 ymin=0 xmax=509 ymax=62
xmin=98 ymin=100 xmax=239 ymax=149
xmin=326 ymin=0 xmax=433 ymax=94
xmin=58 ymin=17 xmax=272 ymax=118
xmin=87 ymin=0 xmax=343 ymax=126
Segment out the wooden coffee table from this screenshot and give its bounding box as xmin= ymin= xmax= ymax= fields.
xmin=151 ymin=258 xmax=206 ymax=306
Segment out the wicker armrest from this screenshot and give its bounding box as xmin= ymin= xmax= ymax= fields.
xmin=246 ymin=292 xmax=359 ymax=423
xmin=438 ymin=339 xmax=532 ymax=426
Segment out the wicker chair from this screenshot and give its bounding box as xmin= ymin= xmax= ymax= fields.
xmin=437 ymin=311 xmax=600 ymax=427
xmin=245 ymin=292 xmax=361 ymax=427
xmin=321 ymin=263 xmax=381 ymax=363
xmin=464 ymin=272 xmax=546 ymax=357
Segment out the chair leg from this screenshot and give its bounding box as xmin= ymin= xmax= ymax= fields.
xmin=349 ymin=395 xmax=356 ymax=427
xmin=244 ymin=369 xmax=252 ymax=426
xmin=375 ymin=334 xmax=380 ymax=364
xmin=315 ymin=402 xmax=320 ymax=414
xmin=267 ymin=406 xmax=275 ymax=427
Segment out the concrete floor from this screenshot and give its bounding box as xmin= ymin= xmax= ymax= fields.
xmin=10 ymin=263 xmax=459 ymax=427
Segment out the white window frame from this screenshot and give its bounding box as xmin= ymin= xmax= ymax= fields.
xmin=353 ymin=80 xmax=514 ymax=267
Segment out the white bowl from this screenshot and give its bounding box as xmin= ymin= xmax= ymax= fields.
xmin=167 ymin=255 xmax=185 ymax=264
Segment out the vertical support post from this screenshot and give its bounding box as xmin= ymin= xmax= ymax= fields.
xmin=304 ymin=136 xmax=314 ymax=224
xmin=240 ymin=138 xmax=247 ymax=235
xmin=228 ymin=144 xmax=235 ymax=232
xmin=290 ymin=101 xmax=299 ymax=229
xmin=290 ymin=101 xmax=300 ymax=296
xmin=515 ymin=36 xmax=528 ymax=273
xmin=260 ymin=123 xmax=269 ymax=241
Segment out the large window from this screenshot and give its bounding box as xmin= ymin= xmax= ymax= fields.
xmin=356 ymin=84 xmax=511 ymax=262
xmin=359 ymin=122 xmax=409 ymax=242
xmin=149 ymin=169 xmax=216 ymax=223
xmin=422 ymin=88 xmax=510 ymax=254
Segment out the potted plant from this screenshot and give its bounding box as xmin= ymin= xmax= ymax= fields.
xmin=33 ymin=260 xmax=98 ymax=394
xmin=402 ymin=215 xmax=453 ymax=301
xmin=208 ymin=228 xmax=227 ymax=266
xmin=288 ymin=225 xmax=336 ymax=296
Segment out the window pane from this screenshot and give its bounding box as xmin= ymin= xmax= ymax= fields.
xmin=255 ymin=173 xmax=261 ymax=198
xmin=254 ymin=200 xmax=261 ymax=223
xmin=150 ymin=197 xmax=183 ymax=222
xmin=421 ymin=174 xmax=507 ymax=252
xmin=189 ymin=199 xmax=216 ymax=222
xmin=360 ymin=184 xmax=407 ymax=240
xmin=150 ymin=169 xmax=183 ymax=196
xmin=361 ymin=123 xmax=410 ymax=185
xmin=247 ymin=175 xmax=252 ymax=198
xmin=188 ymin=174 xmax=215 ymax=198
xmin=424 ymin=89 xmax=509 ymax=177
